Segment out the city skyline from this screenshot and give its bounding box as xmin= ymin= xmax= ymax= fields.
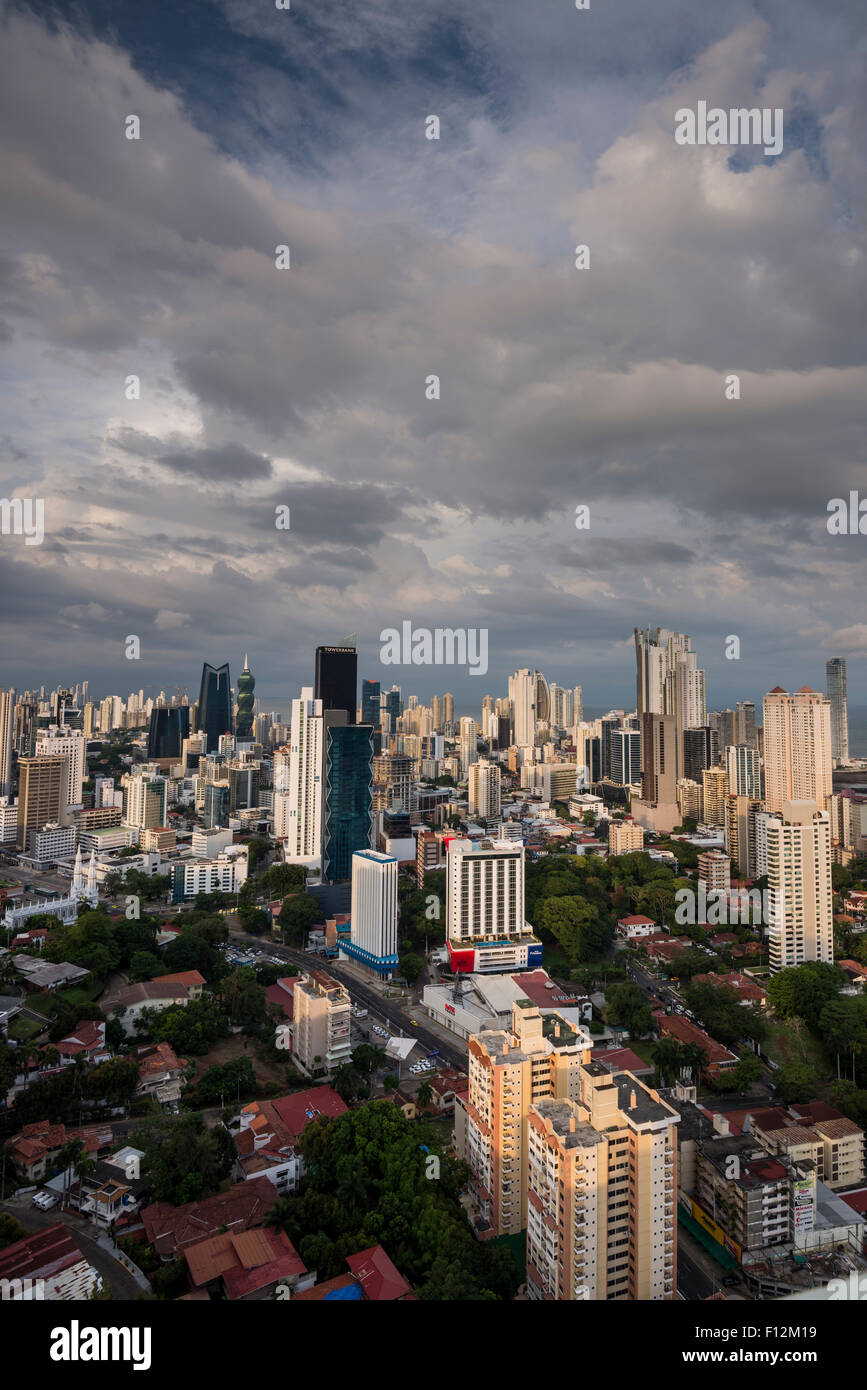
xmin=1 ymin=2 xmax=866 ymax=715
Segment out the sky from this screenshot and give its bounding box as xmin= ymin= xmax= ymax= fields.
xmin=1 ymin=0 xmax=866 ymax=721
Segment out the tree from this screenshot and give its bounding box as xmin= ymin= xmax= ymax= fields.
xmin=277 ymin=893 xmax=322 ymax=944
xmin=332 ymin=1063 xmax=362 ymax=1104
xmin=415 ymin=1079 xmax=434 ymax=1109
xmin=535 ymin=895 xmax=611 ymax=963
xmin=129 ymin=951 xmax=161 ymax=982
xmin=219 ymin=967 xmax=268 ymax=1032
xmin=400 ymin=954 xmax=424 ymax=985
xmin=766 ymin=962 xmax=845 ymax=1029
xmin=730 ymin=1052 xmax=763 ymax=1091
xmin=0 ymin=1213 xmax=27 ymax=1250
xmin=131 ymin=1113 xmax=234 ymax=1205
xmin=606 ymin=981 xmax=653 ymax=1038
xmin=773 ymin=1061 xmax=818 ymax=1106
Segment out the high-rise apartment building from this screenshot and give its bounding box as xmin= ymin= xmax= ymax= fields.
xmin=701 ymin=766 xmax=729 ymax=827
xmin=526 ymin=1070 xmax=679 ymax=1301
xmin=760 ymin=801 xmax=834 ymax=972
xmin=735 ymin=701 xmax=758 ymax=749
xmin=826 ymin=658 xmax=849 ymax=765
xmin=468 ymin=758 xmax=501 ymax=819
xmin=683 ymin=726 xmax=717 ymax=784
xmin=123 ymin=771 xmax=168 ymax=830
xmin=315 ymin=641 xmax=357 ymax=724
xmin=608 ymin=819 xmax=645 ymax=855
xmin=446 ymin=837 xmax=540 ymax=972
xmin=16 ymin=754 xmax=69 ymax=850
xmin=725 ymin=744 xmax=762 ymax=800
xmin=443 ymin=692 xmax=454 ymax=730
xmin=762 ymin=687 xmax=833 ymax=814
xmin=632 ymin=713 xmax=680 ymax=832
xmin=508 ymin=669 xmax=536 ymax=748
xmin=283 ymin=688 xmax=323 ymax=866
xmin=462 ymin=1001 xmax=591 ymax=1237
xmin=198 ymin=662 xmax=233 ymax=753
xmin=0 ymin=687 xmax=15 ymax=796
xmin=35 ymin=726 xmax=85 ymax=808
xmin=344 ymin=849 xmax=399 ymax=975
xmin=459 ymin=716 xmax=478 ymax=777
xmin=724 ymin=795 xmax=763 ymax=878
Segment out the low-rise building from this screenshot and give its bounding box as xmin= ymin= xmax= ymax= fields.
xmin=0 ymin=1223 xmax=101 ymax=1300
xmin=233 ymin=1087 xmax=348 ymax=1193
xmin=106 ymin=970 xmax=205 ymax=1035
xmin=291 ymin=969 xmax=351 ymax=1072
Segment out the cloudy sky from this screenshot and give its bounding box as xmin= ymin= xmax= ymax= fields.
xmin=1 ymin=0 xmax=866 ymax=725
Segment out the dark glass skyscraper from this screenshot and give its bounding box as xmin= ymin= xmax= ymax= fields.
xmin=323 ymin=723 xmax=373 ymax=882
xmin=361 ymin=679 xmax=380 ymax=728
xmin=236 ymin=655 xmax=255 ymax=739
xmin=385 ymin=688 xmax=401 ymax=724
xmin=198 ymin=662 xmax=232 ymax=753
xmin=147 ymin=705 xmax=190 ymax=761
xmin=315 ymin=642 xmax=357 ymax=723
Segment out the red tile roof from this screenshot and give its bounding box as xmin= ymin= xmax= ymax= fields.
xmin=184 ymin=1225 xmax=306 ymax=1297
xmin=345 ymin=1245 xmax=413 ymax=1300
xmin=0 ymin=1222 xmax=85 ymax=1284
xmin=141 ymin=1178 xmax=276 ymax=1259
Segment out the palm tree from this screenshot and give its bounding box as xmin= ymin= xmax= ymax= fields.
xmin=264 ymin=1199 xmax=296 ymax=1236
xmin=415 ymin=1079 xmax=434 ymax=1110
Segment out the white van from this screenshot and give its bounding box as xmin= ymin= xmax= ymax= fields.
xmin=32 ymin=1190 xmax=59 ymax=1211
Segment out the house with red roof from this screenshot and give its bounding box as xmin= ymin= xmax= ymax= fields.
xmin=182 ymin=1225 xmax=315 ymax=1300
xmin=265 ymin=976 xmax=297 ymax=1020
xmin=616 ymin=914 xmax=659 ymax=939
xmin=233 ymin=1086 xmax=348 ymax=1193
xmin=56 ymin=1020 xmax=110 ymax=1066
xmin=292 ymin=1245 xmax=415 ymax=1301
xmin=141 ymin=1177 xmax=277 ymax=1261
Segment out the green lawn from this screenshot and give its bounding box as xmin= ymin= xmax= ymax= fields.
xmin=762 ymin=1017 xmax=832 ymax=1078
xmin=7 ymin=1015 xmax=43 ymax=1042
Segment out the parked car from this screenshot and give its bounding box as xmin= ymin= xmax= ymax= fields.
xmin=32 ymin=1190 xmax=59 ymax=1211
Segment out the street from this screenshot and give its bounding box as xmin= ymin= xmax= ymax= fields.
xmin=229 ymin=929 xmax=468 ymax=1073
xmin=0 ymin=1197 xmax=148 ymax=1301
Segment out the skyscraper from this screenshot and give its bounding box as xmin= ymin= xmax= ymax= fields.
xmin=0 ymin=687 xmax=14 ymax=796
xmin=826 ymin=658 xmax=849 ymax=765
xmin=526 ymin=1078 xmax=679 ymax=1301
xmin=735 ymin=700 xmax=758 ymax=749
xmin=236 ymin=656 xmax=255 ymax=739
xmin=282 ymin=688 xmax=324 ymax=866
xmin=459 ymin=716 xmax=478 ymax=777
xmin=323 ymin=722 xmax=373 ymax=883
xmin=16 ymin=754 xmax=68 ymax=850
xmin=361 ymin=678 xmax=381 ymax=729
xmin=468 ymin=758 xmax=501 ymax=818
xmin=762 ymin=687 xmax=833 ymax=814
xmin=725 ymin=744 xmax=762 ymax=800
xmin=35 ymin=727 xmax=85 ymax=808
xmin=147 ymin=705 xmax=191 ymax=761
xmin=345 ymin=849 xmax=399 ymax=976
xmin=315 ymin=639 xmax=357 ymax=723
xmin=443 ymin=692 xmax=454 ymax=730
xmin=509 ymin=668 xmax=536 ymax=747
xmin=760 ymin=801 xmax=833 ymax=972
xmin=198 ymin=662 xmax=233 ymax=753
